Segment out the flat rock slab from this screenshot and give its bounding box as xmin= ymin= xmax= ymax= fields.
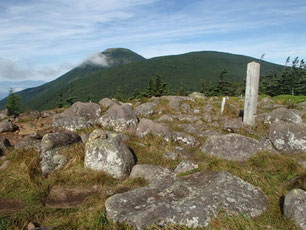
xmin=105 ymin=171 xmax=267 ymax=229
xmin=45 ymin=186 xmax=98 ymax=208
xmin=0 ymin=197 xmax=24 ymax=215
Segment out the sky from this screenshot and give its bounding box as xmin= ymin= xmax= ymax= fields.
xmin=0 ymin=0 xmax=305 ymax=83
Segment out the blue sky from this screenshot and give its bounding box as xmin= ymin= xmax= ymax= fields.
xmin=0 ymin=0 xmax=305 ymax=82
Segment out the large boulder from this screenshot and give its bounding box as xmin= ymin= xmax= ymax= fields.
xmin=84 ymin=130 xmax=135 ymax=179
xmin=134 ymin=102 xmax=157 ymax=117
xmin=130 ymin=164 xmax=172 ymax=183
xmin=105 ymin=171 xmax=267 ymax=229
xmin=269 ymin=122 xmax=306 ymax=153
xmin=53 ymin=102 xmax=102 ymax=131
xmin=136 ymin=119 xmax=172 ymax=141
xmin=99 ymin=98 xmax=120 ymax=109
xmin=188 ymin=92 xmax=205 ymax=100
xmin=0 ymin=109 xmax=9 ymax=120
xmin=98 ymin=104 xmax=138 ymax=132
xmin=0 ymin=120 xmax=18 ymax=133
xmin=201 ymin=134 xmax=275 ymax=162
xmin=284 ymin=189 xmax=306 ymax=230
xmin=263 ymin=108 xmax=302 ymax=124
xmin=161 ymin=96 xmax=194 ymax=111
xmin=41 ymin=131 xmax=80 ymax=175
xmin=15 ymin=135 xmax=41 ymax=152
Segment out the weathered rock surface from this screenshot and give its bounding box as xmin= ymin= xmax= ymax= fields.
xmin=99 ymin=98 xmax=120 ymax=109
xmin=130 ymin=164 xmax=172 ymax=183
xmin=15 ymin=136 xmax=41 ymax=152
xmin=53 ymin=102 xmax=101 ymax=131
xmin=172 ymin=132 xmax=200 ymax=147
xmin=269 ymin=122 xmax=306 ymax=153
xmin=41 ymin=132 xmax=80 ymax=153
xmin=173 ymin=115 xmax=201 ymax=123
xmin=284 ymin=188 xmax=306 ymax=230
xmin=0 ymin=197 xmax=24 ymax=215
xmin=174 ymin=160 xmax=198 ymax=175
xmin=223 ymin=117 xmax=247 ymax=133
xmin=84 ymin=130 xmax=135 ymax=179
xmin=181 ymin=103 xmax=192 ymax=113
xmin=188 ymin=92 xmax=205 ymax=100
xmin=105 ymin=171 xmax=267 ymax=229
xmin=163 ymin=152 xmax=178 ymax=160
xmin=162 ymin=96 xmax=194 ymax=111
xmin=0 ymin=138 xmax=11 ymax=155
xmin=263 ymin=108 xmax=302 ymax=124
xmin=0 ymin=109 xmax=8 ymax=120
xmin=201 ymin=134 xmax=275 ymax=161
xmin=136 ymin=119 xmax=172 ymax=141
xmin=0 ymin=160 xmax=10 ymax=170
xmin=0 ymin=120 xmax=18 ymax=133
xmin=135 ymin=102 xmax=157 ymax=117
xmin=98 ymin=104 xmax=138 ymax=132
xmin=41 ymin=148 xmax=68 ymax=175
xmin=157 ymin=114 xmax=173 ymax=122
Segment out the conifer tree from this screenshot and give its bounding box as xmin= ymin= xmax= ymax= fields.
xmin=6 ymin=88 xmax=21 ymax=116
xmin=66 ymin=83 xmax=76 ymax=106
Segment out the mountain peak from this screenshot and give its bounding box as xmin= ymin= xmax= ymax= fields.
xmin=83 ymin=48 xmax=145 ymax=68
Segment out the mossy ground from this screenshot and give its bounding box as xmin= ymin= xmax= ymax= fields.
xmin=0 ymin=95 xmax=305 ymax=229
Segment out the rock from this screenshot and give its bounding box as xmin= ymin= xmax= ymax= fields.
xmin=157 ymin=114 xmax=173 ymax=122
xmin=172 ymin=132 xmax=200 ymax=147
xmin=136 ymin=119 xmax=172 ymax=141
xmin=0 ymin=197 xmax=24 ymax=216
xmin=84 ymin=130 xmax=135 ymax=179
xmin=173 ymin=115 xmax=201 ymax=123
xmin=135 ymin=102 xmax=157 ymax=117
xmin=0 ymin=109 xmax=9 ymax=120
xmin=27 ymin=222 xmax=35 ymax=230
xmin=163 ymin=152 xmax=178 ymax=160
xmin=162 ymin=96 xmax=194 ymax=111
xmin=130 ymin=164 xmax=172 ymax=183
xmin=174 ymin=160 xmax=198 ymax=175
xmin=263 ymin=108 xmax=302 ymax=124
xmin=199 ymin=130 xmax=222 ymax=138
xmin=0 ymin=138 xmax=11 ymax=155
xmin=0 ymin=160 xmax=10 ymax=170
xmin=223 ymin=117 xmax=247 ymax=133
xmin=201 ymin=134 xmax=275 ymax=162
xmin=41 ymin=132 xmax=81 ymax=153
xmin=188 ymin=92 xmax=205 ymax=100
xmin=284 ymin=189 xmax=306 ymax=230
xmin=17 ymin=110 xmax=41 ymax=121
xmin=297 ymin=159 xmax=306 ymax=168
xmin=297 ymin=102 xmax=306 ymax=110
xmin=181 ymin=103 xmax=191 ymax=113
xmin=105 ymin=171 xmax=267 ymax=229
xmin=53 ymin=102 xmax=101 ymax=131
xmin=99 ymin=98 xmax=120 ymax=109
xmin=173 ymin=146 xmax=189 ymax=159
xmin=98 ymin=103 xmax=138 ymax=132
xmin=258 ymin=97 xmax=275 ymax=109
xmin=15 ymin=136 xmax=41 ymax=152
xmin=79 ymin=133 xmax=89 ymax=143
xmin=269 ymin=122 xmax=306 ymax=153
xmin=177 ymin=124 xmax=200 ymax=136
xmin=0 ymin=120 xmax=18 ymax=133
xmin=41 ymin=148 xmax=68 ymax=175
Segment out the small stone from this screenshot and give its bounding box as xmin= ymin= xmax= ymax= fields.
xmin=174 ymin=160 xmax=198 ymax=175
xmin=163 ymin=152 xmax=178 ymax=160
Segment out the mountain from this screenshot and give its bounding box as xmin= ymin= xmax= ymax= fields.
xmin=0 ymin=80 xmax=45 ymax=100
xmin=0 ymin=49 xmax=283 ymax=111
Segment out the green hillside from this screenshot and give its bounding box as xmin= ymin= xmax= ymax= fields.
xmin=0 ymin=49 xmax=283 ymax=111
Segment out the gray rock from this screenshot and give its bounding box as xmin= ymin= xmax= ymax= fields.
xmin=105 ymin=171 xmax=267 ymax=229
xmin=0 ymin=138 xmax=11 ymax=156
xmin=163 ymin=152 xmax=178 ymax=160
xmin=0 ymin=120 xmax=18 ymax=133
xmin=99 ymin=98 xmax=120 ymax=109
xmin=172 ymin=132 xmax=200 ymax=147
xmin=297 ymin=159 xmax=306 ymax=168
xmin=162 ymin=96 xmax=194 ymax=111
xmin=223 ymin=117 xmax=247 ymax=132
xmin=188 ymin=92 xmax=205 ymax=100
xmin=84 ymin=130 xmax=135 ymax=179
xmin=201 ymin=134 xmax=275 ymax=161
xmin=0 ymin=109 xmax=8 ymax=120
xmin=136 ymin=119 xmax=172 ymax=141
xmin=41 ymin=148 xmax=68 ymax=175
xmin=173 ymin=115 xmax=201 ymax=123
xmin=157 ymin=114 xmax=173 ymax=122
xmin=174 ymin=160 xmax=198 ymax=175
xmin=296 ymin=102 xmax=306 ymax=110
xmin=15 ymin=136 xmax=41 ymax=152
xmin=98 ymin=103 xmax=138 ymax=132
xmin=135 ymin=102 xmax=157 ymax=117
xmin=284 ymin=189 xmax=306 ymax=230
xmin=79 ymin=133 xmax=89 ymax=143
xmin=200 ymin=130 xmax=222 ymax=138
xmin=173 ymin=146 xmax=189 ymax=159
xmin=41 ymin=131 xmax=81 ymax=153
xmin=0 ymin=160 xmax=10 ymax=170
xmin=258 ymin=97 xmax=275 ymax=109
xmin=269 ymin=122 xmax=306 ymax=153
xmin=263 ymin=108 xmax=302 ymax=124
xmin=130 ymin=164 xmax=172 ymax=183
xmin=181 ymin=103 xmax=191 ymax=113
xmin=53 ymin=102 xmax=101 ymax=131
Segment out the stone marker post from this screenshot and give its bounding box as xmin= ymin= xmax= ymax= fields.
xmin=243 ymin=62 xmax=260 ymax=126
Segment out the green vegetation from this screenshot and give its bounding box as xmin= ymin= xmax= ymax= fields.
xmin=0 ymin=50 xmax=283 ymax=111
xmin=5 ymin=88 xmax=21 ymax=116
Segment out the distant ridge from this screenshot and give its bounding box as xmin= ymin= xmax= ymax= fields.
xmin=0 ymin=49 xmax=282 ymax=110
